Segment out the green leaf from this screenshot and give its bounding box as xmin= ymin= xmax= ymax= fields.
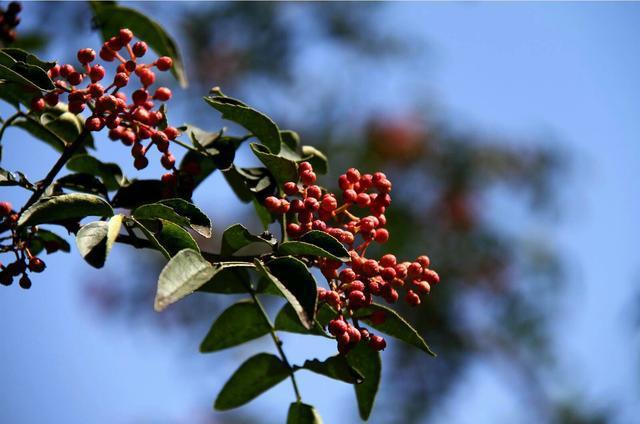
xmin=221 ymin=223 xmax=275 ymax=257
xmin=75 ymin=215 xmax=123 ymax=268
xmin=1 ymin=48 xmax=55 ymax=71
xmin=27 ymin=229 xmax=71 ymax=256
xmin=154 ymin=248 xmax=215 ymax=311
xmin=18 ymin=193 xmax=114 ymax=227
xmin=200 ymin=300 xmax=271 ymax=353
xmin=214 ymin=353 xmax=290 ymax=411
xmin=111 ymin=180 xmax=164 ymax=209
xmin=249 ymin=143 xmax=298 ymax=185
xmin=0 ymin=49 xmax=54 ymax=91
xmin=297 ymin=355 xmax=364 ymax=384
xmin=346 ymin=343 xmax=381 ymax=420
xmin=198 ymin=265 xmax=253 ymax=294
xmin=66 ymin=154 xmax=126 ymax=190
xmin=90 ymin=2 xmax=187 ymax=87
xmin=0 ymin=168 xmax=33 ymax=189
xmin=354 ymin=303 xmax=436 ymax=357
xmin=126 ymin=216 xmax=169 ymax=259
xmin=280 ymin=130 xmax=300 ymax=151
xmin=204 ymin=96 xmax=282 ymax=154
xmin=301 ymin=145 xmax=328 ymax=175
xmin=145 ymin=219 xmax=199 ymax=256
xmin=12 ymin=108 xmax=94 ymax=153
xmin=255 ymin=257 xmax=317 ymax=330
xmin=56 ymin=173 xmax=108 ymax=197
xmin=274 ymin=303 xmax=332 ymax=338
xmin=158 ymin=198 xmax=212 ymax=238
xmin=133 ymin=203 xmax=190 ymax=228
xmin=279 ymin=231 xmax=350 ymax=262
xmin=287 ymin=402 xmax=323 ymax=424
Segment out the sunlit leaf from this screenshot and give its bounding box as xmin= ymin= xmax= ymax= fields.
xmin=18 ymin=193 xmax=113 ymax=227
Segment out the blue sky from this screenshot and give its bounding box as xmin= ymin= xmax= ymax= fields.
xmin=1 ymin=3 xmax=639 ymax=423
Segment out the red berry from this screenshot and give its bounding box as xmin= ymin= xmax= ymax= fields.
xmin=348 ymin=290 xmax=367 ymax=308
xmin=346 ymin=168 xmax=360 ymax=183
xmin=379 ymin=254 xmax=397 ymax=268
xmin=139 ymin=69 xmax=155 ymax=87
xmin=306 ymin=185 xmax=322 ymax=199
xmin=85 ymin=116 xmax=104 ymax=132
xmin=48 ymin=65 xmax=60 ymax=79
xmin=77 ymin=48 xmax=96 ymax=64
xmin=68 ymin=101 xmax=85 ymax=114
xmin=67 ymin=71 xmax=83 ymax=86
xmin=298 ymin=161 xmax=313 ymax=172
xmin=163 ymin=126 xmax=179 ymax=140
xmin=286 ymin=223 xmax=302 ymax=238
xmin=44 ymin=92 xmax=59 ymax=107
xmin=28 ymin=257 xmax=45 ymax=273
xmin=339 ymin=268 xmax=356 ymax=284
xmin=30 ymin=97 xmax=45 ymax=112
xmin=283 ymin=182 xmax=298 ymax=195
xmin=119 ymin=28 xmax=134 ymax=44
xmin=89 ymin=65 xmax=106 ymax=83
xmin=124 ymin=60 xmax=137 ymax=73
xmin=423 ymin=269 xmax=440 ymax=285
xmin=131 ymin=143 xmax=146 ymax=158
xmin=356 ymin=193 xmax=371 ymax=208
xmin=417 ymin=255 xmax=431 ymax=268
xmin=153 ymin=131 xmax=170 ymax=152
xmin=369 ymin=335 xmax=386 ymax=351
xmin=160 ymin=153 xmax=176 ymax=170
xmin=156 ymin=56 xmax=173 ymax=71
xmin=300 ymin=170 xmax=316 ymax=186
xmin=114 ymin=72 xmax=129 ymax=87
xmin=320 ymin=195 xmax=337 ymax=212
xmin=19 ymin=275 xmax=32 ymax=289
xmin=328 ymin=319 xmax=348 ymax=336
xmin=405 ymin=290 xmax=421 ymax=306
xmin=161 ymin=173 xmax=177 ymax=186
xmin=132 ymin=89 xmax=148 ymax=106
xmin=277 ymin=200 xmax=291 ymax=214
xmin=133 ymin=155 xmax=149 ymax=170
xmin=347 ymin=326 xmax=361 ymax=344
xmin=264 ymin=196 xmax=280 ymax=212
xmin=304 ymin=197 xmax=319 ymax=211
xmin=132 ymin=41 xmax=147 ymax=57
xmin=153 ymin=87 xmax=171 ymax=102
xmin=108 ymin=127 xmax=123 ymax=141
xmin=412 ymin=280 xmax=431 ymax=294
xmin=107 ymin=36 xmax=123 ymax=51
xmin=120 ymin=130 xmax=136 ymax=146
xmin=374 ymin=228 xmax=389 ymax=243
xmin=343 ymin=189 xmax=357 ymax=203
xmin=99 ymin=46 xmax=116 ymax=62
xmin=408 ymin=262 xmax=423 ymax=278
xmin=0 ymin=201 xmax=12 ymax=216
xmin=60 ymin=64 xmax=74 ymax=78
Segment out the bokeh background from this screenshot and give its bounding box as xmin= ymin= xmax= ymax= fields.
xmin=1 ymin=2 xmax=639 ymax=423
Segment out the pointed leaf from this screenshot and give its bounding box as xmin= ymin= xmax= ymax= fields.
xmin=200 ymin=300 xmax=271 ymax=353
xmin=287 ymin=403 xmax=323 ymax=424
xmin=249 ymin=143 xmax=298 ymax=185
xmin=255 ymin=257 xmax=317 ymax=329
xmin=274 ymin=303 xmax=332 ymax=338
xmin=214 ymin=353 xmax=290 ymax=410
xmin=198 ymin=265 xmax=253 ymax=294
xmin=279 ymin=231 xmax=349 ymax=262
xmin=144 ymin=219 xmax=199 ymax=256
xmin=56 ymin=173 xmax=108 ymax=197
xmin=75 ymin=215 xmax=123 ymax=268
xmin=154 ymin=248 xmax=215 ymax=311
xmin=301 ymin=145 xmax=328 ymax=174
xmin=221 ymin=223 xmax=274 ymax=257
xmin=346 ymin=343 xmax=381 ymax=420
xmin=27 ymin=229 xmax=71 ymax=256
xmin=18 ymin=193 xmax=113 ymax=227
xmin=133 ymin=204 xmax=190 ymax=228
xmin=158 ymin=198 xmax=212 ymax=237
xmin=90 ymin=2 xmax=187 ymax=87
xmin=297 ymin=355 xmax=364 ymax=384
xmin=204 ymin=96 xmax=281 ymax=153
xmin=66 ymin=154 xmax=126 ymax=190
xmin=354 ymin=303 xmax=436 ymax=357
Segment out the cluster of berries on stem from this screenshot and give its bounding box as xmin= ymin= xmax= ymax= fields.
xmin=30 ymin=28 xmax=181 ymax=174
xmin=0 ymin=201 xmax=46 ymax=289
xmin=0 ymin=1 xmax=20 ymax=45
xmin=264 ymin=162 xmax=440 ymax=354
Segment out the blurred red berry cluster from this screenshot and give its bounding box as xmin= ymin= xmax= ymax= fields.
xmin=0 ymin=1 xmax=20 ymax=44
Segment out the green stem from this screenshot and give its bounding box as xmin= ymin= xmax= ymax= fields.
xmin=0 ymin=111 xmax=25 ymax=142
xmin=249 ymin=287 xmax=302 ymax=402
xmin=171 ymin=137 xmax=200 ymax=153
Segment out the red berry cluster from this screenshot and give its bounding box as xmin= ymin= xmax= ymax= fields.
xmin=264 ymin=162 xmax=440 ymax=354
xmin=0 ymin=201 xmax=46 ymax=289
xmin=0 ymin=2 xmax=20 ymax=45
xmin=30 ymin=28 xmax=180 ymax=172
